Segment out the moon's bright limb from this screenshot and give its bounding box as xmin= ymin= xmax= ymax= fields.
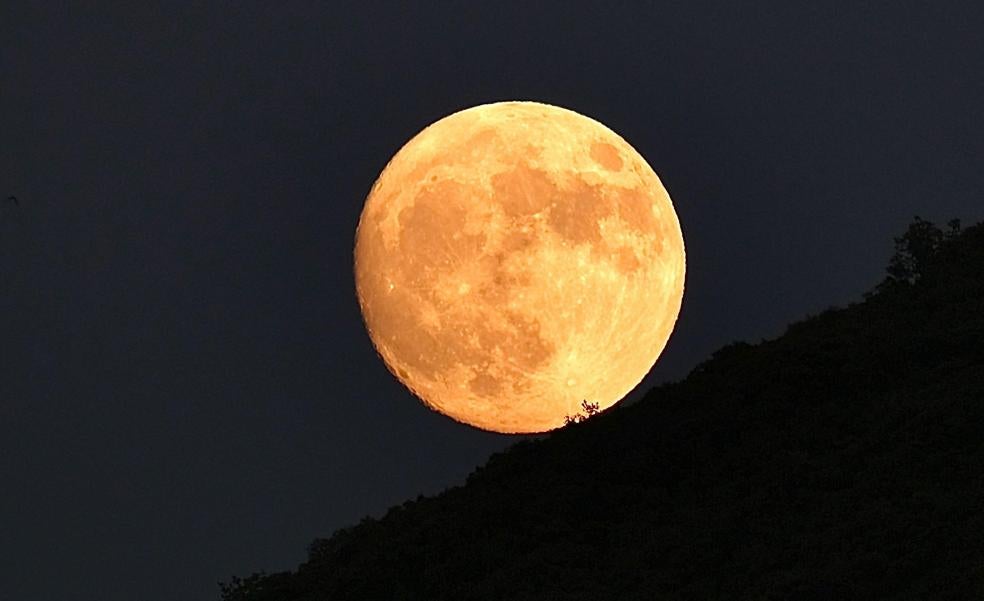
xmin=354 ymin=101 xmax=685 ymax=433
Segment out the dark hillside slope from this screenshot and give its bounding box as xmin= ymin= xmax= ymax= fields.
xmin=223 ymin=221 xmax=984 ymax=600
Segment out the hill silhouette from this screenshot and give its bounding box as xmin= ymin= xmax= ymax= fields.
xmin=222 ymin=218 xmax=984 ymax=600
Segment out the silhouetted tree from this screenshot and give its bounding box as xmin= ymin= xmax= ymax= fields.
xmin=220 ymin=573 xmax=267 ymax=601
xmin=564 ymin=399 xmax=600 ymax=425
xmin=882 ymin=216 xmax=960 ymax=287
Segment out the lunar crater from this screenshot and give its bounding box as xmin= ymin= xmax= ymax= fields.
xmin=590 ymin=142 xmax=623 ymax=171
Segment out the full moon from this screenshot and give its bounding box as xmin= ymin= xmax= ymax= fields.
xmin=354 ymin=101 xmax=685 ymax=433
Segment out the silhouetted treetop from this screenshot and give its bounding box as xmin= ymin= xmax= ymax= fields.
xmin=879 ymin=216 xmax=961 ymax=290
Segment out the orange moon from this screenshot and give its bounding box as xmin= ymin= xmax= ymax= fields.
xmin=354 ymin=101 xmax=685 ymax=433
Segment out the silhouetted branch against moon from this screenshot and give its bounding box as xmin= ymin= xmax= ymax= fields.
xmin=564 ymin=400 xmax=602 ymax=425
xmin=354 ymin=101 xmax=685 ymax=433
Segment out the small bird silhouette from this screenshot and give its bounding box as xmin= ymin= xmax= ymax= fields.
xmin=6 ymin=195 xmax=17 ymax=206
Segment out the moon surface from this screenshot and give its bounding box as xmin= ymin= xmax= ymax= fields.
xmin=354 ymin=101 xmax=685 ymax=433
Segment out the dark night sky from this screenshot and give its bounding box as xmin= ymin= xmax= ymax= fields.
xmin=2 ymin=2 xmax=983 ymax=600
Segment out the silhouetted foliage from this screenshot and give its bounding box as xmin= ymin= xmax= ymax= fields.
xmin=563 ymin=399 xmax=601 ymax=425
xmin=222 ymin=218 xmax=984 ymax=601
xmin=876 ymin=216 xmax=961 ymax=292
